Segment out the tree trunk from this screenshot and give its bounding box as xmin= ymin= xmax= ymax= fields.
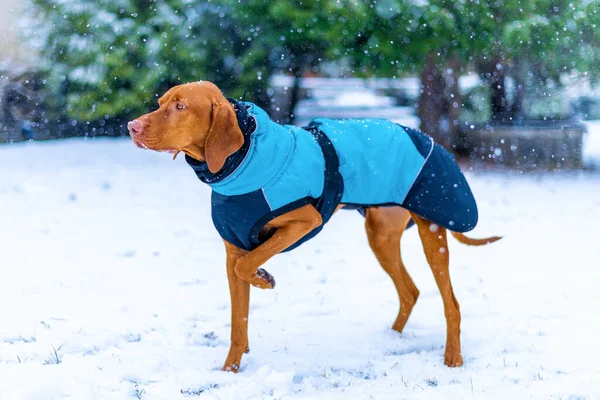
xmin=444 ymin=54 xmax=462 ymax=150
xmin=286 ymin=67 xmax=304 ymax=124
xmin=418 ymin=53 xmax=445 ymax=145
xmin=511 ymin=61 xmax=524 ymax=120
xmin=490 ymin=60 xmax=507 ymax=122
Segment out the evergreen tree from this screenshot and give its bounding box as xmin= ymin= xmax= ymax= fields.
xmin=27 ymin=0 xmax=255 ymax=123
xmin=228 ymin=0 xmax=345 ymax=121
xmin=26 ymin=0 xmax=600 ymax=140
xmin=473 ymin=0 xmax=594 ymax=120
xmin=340 ymin=0 xmax=599 ymax=144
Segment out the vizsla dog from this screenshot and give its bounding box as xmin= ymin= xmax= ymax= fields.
xmin=128 ymin=81 xmax=501 ymax=372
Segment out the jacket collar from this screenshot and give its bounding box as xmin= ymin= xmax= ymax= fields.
xmin=185 ymin=98 xmax=256 ymax=185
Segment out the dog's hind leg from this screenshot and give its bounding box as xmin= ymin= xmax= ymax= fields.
xmin=410 ymin=213 xmax=463 ymax=367
xmin=365 ymin=206 xmax=419 ymax=334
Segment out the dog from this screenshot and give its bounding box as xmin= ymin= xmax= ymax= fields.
xmin=128 ymin=81 xmax=501 ymax=372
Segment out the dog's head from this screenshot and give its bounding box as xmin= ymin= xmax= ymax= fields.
xmin=128 ymin=81 xmax=244 ymax=173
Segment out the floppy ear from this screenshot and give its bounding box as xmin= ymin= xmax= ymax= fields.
xmin=204 ymin=100 xmax=244 ymax=173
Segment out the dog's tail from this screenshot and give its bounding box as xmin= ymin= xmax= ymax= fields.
xmin=451 ymin=232 xmax=502 ymax=246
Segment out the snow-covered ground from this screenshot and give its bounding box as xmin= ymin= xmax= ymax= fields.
xmin=0 ymin=137 xmax=599 ymax=400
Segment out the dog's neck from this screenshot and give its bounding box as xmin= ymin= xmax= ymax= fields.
xmin=185 ymin=98 xmax=255 ymax=184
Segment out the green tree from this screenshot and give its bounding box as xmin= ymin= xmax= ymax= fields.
xmin=229 ymin=0 xmax=345 ymax=122
xmin=331 ymin=0 xmax=474 ymax=147
xmin=339 ymin=0 xmax=599 ymax=146
xmin=27 ymin=0 xmax=352 ymax=126
xmin=472 ymin=0 xmax=595 ymax=120
xmin=27 ymin=0 xmax=257 ymax=124
xmin=26 ymin=0 xmax=600 ymax=141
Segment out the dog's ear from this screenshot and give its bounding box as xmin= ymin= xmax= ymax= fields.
xmin=204 ymin=100 xmax=244 ymax=173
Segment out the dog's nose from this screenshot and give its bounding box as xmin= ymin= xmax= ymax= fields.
xmin=127 ymin=119 xmax=144 ymax=137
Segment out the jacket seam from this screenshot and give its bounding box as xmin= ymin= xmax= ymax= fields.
xmin=261 ymin=187 xmax=272 ymax=211
xmin=400 ymin=137 xmax=434 ymax=203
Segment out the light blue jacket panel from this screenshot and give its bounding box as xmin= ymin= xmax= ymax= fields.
xmin=209 ymin=102 xmax=325 ymax=211
xmin=310 ymin=118 xmax=430 ymax=205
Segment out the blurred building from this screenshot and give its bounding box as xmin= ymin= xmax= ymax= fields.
xmin=0 ymin=0 xmax=23 ymax=66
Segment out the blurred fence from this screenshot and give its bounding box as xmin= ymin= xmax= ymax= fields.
xmin=458 ymin=120 xmax=586 ymax=170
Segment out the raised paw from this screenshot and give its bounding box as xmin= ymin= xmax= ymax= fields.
xmin=247 ymin=268 xmax=276 ymax=289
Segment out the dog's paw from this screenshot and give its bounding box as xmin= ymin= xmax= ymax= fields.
xmin=222 ymin=362 xmax=240 ymax=373
xmin=248 ymin=268 xmax=275 ymax=289
xmin=444 ymin=352 xmax=463 ymax=367
xmin=222 ymin=343 xmax=247 ymax=373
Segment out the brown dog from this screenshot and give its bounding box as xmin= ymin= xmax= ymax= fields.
xmin=128 ymin=81 xmax=501 ymax=372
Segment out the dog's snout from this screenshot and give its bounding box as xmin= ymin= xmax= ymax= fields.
xmin=127 ymin=119 xmax=144 ymax=137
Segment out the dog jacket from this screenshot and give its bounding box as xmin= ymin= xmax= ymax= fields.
xmin=186 ymin=100 xmax=478 ymax=252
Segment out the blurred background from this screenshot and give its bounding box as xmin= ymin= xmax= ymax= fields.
xmin=1 ymin=0 xmax=600 ymax=170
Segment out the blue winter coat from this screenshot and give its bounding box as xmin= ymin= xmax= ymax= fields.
xmin=187 ymin=100 xmax=478 ymax=252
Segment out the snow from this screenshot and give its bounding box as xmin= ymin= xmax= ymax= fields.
xmin=1 ymin=138 xmax=600 ymax=399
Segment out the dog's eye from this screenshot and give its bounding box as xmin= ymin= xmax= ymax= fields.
xmin=175 ymin=103 xmax=185 ymax=110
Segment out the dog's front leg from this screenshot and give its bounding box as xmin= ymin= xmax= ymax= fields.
xmin=234 ymin=204 xmax=323 ymax=289
xmin=222 ymin=204 xmax=322 ymax=373
xmin=223 ymin=240 xmax=250 ymax=372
